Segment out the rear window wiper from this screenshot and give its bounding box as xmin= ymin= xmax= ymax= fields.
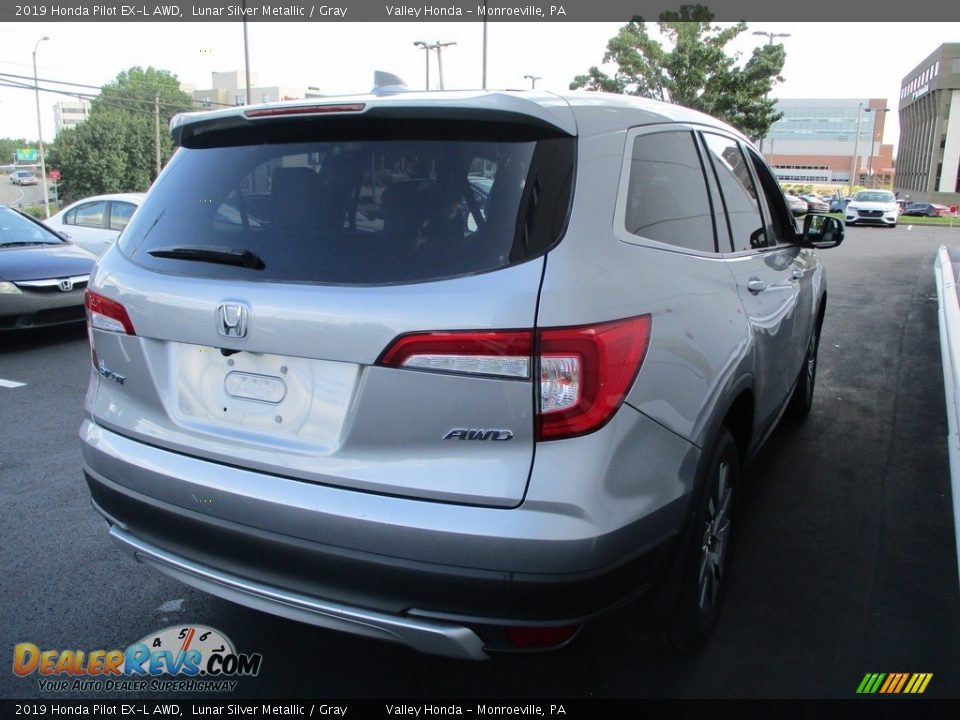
xmin=148 ymin=246 xmax=265 ymax=270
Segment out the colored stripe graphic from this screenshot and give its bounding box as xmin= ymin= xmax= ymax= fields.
xmin=857 ymin=673 xmax=932 ymax=694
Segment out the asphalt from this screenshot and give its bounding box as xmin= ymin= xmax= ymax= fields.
xmin=1 ymin=222 xmax=959 ymax=701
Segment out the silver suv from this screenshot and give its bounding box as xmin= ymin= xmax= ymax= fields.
xmin=81 ymin=90 xmax=842 ymax=659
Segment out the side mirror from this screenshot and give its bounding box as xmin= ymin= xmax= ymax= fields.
xmin=802 ymin=214 xmax=843 ymax=249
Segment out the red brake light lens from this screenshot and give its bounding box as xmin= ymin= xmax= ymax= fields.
xmin=377 ymin=315 xmax=651 ymax=442
xmin=86 ymin=290 xmax=136 ymax=336
xmin=537 ymin=316 xmax=651 ymax=440
xmin=244 ymin=103 xmax=366 ymax=118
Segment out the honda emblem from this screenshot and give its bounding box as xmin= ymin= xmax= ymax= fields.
xmin=217 ymin=303 xmax=248 ymax=338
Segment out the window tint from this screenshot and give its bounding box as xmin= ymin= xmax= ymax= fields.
xmin=72 ymin=201 xmax=106 ymax=229
xmin=109 ymin=202 xmax=137 ymax=231
xmin=122 ymin=129 xmax=573 ymax=285
xmin=701 ymin=133 xmax=766 ymax=252
xmin=747 ymin=150 xmax=796 ymax=246
xmin=625 ymin=131 xmax=715 ymax=253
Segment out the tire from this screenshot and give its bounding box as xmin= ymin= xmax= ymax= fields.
xmin=787 ymin=323 xmax=820 ymax=419
xmin=652 ymin=427 xmax=738 ymax=651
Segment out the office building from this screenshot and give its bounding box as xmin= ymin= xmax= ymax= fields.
xmin=895 ymin=43 xmax=960 ymax=204
xmin=763 ymin=98 xmax=894 ymax=188
xmin=53 ymin=100 xmax=91 ymax=135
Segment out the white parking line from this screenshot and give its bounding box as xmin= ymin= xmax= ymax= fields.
xmin=0 ymin=379 xmax=27 ymax=388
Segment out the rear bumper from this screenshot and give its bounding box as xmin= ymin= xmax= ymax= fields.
xmin=105 ymin=521 xmax=489 ymax=660
xmin=81 ymin=408 xmax=697 ymax=657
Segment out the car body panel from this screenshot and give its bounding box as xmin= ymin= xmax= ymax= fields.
xmin=80 ymin=89 xmax=832 ymax=657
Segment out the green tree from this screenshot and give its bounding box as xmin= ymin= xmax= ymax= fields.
xmin=48 ymin=66 xmax=192 ymax=200
xmin=570 ymin=5 xmax=786 ymax=140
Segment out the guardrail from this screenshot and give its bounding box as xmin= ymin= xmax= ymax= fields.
xmin=933 ymin=244 xmax=960 ymax=590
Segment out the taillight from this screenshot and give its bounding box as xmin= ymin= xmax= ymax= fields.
xmin=537 ymin=316 xmax=651 ymax=440
xmin=377 ymin=331 xmax=533 ymax=379
xmin=86 ymin=290 xmax=136 ymax=336
xmin=377 ymin=315 xmax=651 ymax=441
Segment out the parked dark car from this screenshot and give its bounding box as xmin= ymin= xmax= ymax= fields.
xmin=800 ymin=194 xmax=830 ymax=213
xmin=902 ymin=202 xmax=951 ymax=217
xmin=0 ymin=204 xmax=95 ymax=330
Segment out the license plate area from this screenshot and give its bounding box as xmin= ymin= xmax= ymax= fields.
xmin=173 ymin=344 xmax=357 ymax=445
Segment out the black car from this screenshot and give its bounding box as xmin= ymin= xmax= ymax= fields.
xmin=0 ymin=205 xmax=96 ymax=331
xmin=902 ymin=202 xmax=950 ymax=217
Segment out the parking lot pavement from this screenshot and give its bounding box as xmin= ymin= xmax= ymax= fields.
xmin=2 ymin=224 xmax=959 ymax=700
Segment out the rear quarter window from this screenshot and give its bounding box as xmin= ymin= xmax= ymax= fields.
xmin=623 ymin=130 xmax=715 ymax=253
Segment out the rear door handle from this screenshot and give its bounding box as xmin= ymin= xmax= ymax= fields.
xmin=747 ymin=277 xmax=767 ymax=294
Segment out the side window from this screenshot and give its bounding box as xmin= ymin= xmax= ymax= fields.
xmin=108 ymin=202 xmax=137 ymax=231
xmin=625 ymin=130 xmax=715 ymax=253
xmin=72 ymin=201 xmax=106 ymax=229
xmin=701 ymin=133 xmax=767 ymax=252
xmin=63 ymin=208 xmax=77 ymax=226
xmin=746 ymin=149 xmax=796 ymax=245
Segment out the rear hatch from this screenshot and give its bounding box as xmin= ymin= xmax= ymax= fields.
xmin=87 ymin=94 xmax=576 ymax=507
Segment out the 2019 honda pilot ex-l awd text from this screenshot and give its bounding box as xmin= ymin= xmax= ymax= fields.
xmin=81 ymin=90 xmax=842 ymax=660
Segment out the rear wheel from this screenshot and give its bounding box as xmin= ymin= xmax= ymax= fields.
xmin=787 ymin=324 xmax=820 ymax=419
xmin=653 ymin=427 xmax=738 ymax=650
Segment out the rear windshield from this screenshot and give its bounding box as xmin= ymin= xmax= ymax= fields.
xmin=121 ymin=122 xmax=573 ymax=284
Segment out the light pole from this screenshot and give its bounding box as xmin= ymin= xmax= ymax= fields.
xmin=433 ymin=41 xmax=456 ymax=90
xmin=752 ymin=30 xmax=790 ymax=155
xmin=32 ymin=35 xmax=50 ymax=218
xmin=849 ymin=102 xmax=865 ymax=196
xmin=524 ymin=75 xmax=542 ymax=89
xmin=864 ymin=107 xmax=890 ymax=188
xmin=414 ymin=41 xmax=431 ymax=90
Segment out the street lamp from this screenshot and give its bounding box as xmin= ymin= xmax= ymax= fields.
xmin=864 ymin=107 xmax=891 ymax=188
xmin=413 ymin=41 xmax=457 ymax=91
xmin=523 ymin=75 xmax=542 ymax=89
xmin=413 ymin=41 xmax=431 ymax=91
xmin=32 ymin=35 xmax=50 ymax=218
xmin=752 ymin=30 xmax=791 ymax=45
xmin=849 ymin=102 xmax=865 ymax=196
xmin=752 ymin=31 xmax=791 ymax=155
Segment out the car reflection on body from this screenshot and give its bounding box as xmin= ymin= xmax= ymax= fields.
xmin=0 ymin=204 xmax=95 ymax=331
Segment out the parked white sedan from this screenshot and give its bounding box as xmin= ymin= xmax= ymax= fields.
xmin=44 ymin=193 xmax=145 ymax=256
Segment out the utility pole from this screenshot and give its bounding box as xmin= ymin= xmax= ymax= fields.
xmin=524 ymin=75 xmax=542 ymax=89
xmin=849 ymin=102 xmax=864 ymax=196
xmin=482 ymin=1 xmax=488 ymax=89
xmin=752 ymin=30 xmax=790 ymax=156
xmin=32 ymin=36 xmax=50 ymax=218
xmin=864 ymin=107 xmax=890 ymax=188
xmin=413 ymin=41 xmax=430 ymax=90
xmin=242 ymin=0 xmax=252 ymax=104
xmin=154 ymin=93 xmax=161 ymax=179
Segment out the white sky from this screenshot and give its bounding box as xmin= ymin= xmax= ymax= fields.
xmin=0 ymin=21 xmax=958 ymax=154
